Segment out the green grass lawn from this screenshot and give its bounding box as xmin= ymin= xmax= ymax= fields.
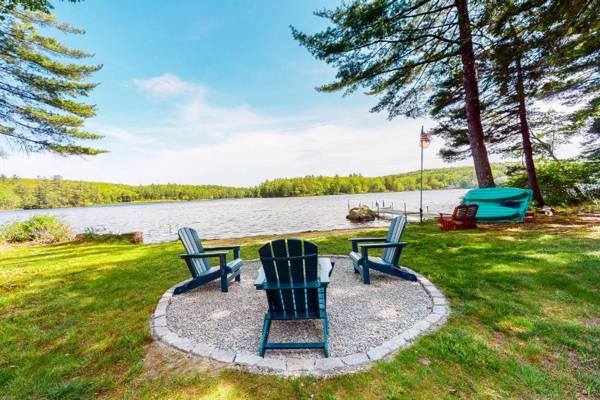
xmin=1 ymin=218 xmax=598 ymax=399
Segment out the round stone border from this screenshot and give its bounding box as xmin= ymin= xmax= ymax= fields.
xmin=149 ymin=256 xmax=450 ymax=377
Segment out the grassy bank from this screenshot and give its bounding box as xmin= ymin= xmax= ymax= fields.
xmin=0 ymin=217 xmax=598 ymax=399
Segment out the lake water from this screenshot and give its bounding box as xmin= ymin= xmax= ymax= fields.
xmin=0 ymin=189 xmax=468 ymax=243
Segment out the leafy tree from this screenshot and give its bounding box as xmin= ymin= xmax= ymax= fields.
xmin=292 ymin=0 xmax=496 ymax=187
xmin=507 ymin=160 xmax=600 ymax=205
xmin=0 ymin=8 xmax=103 ymax=155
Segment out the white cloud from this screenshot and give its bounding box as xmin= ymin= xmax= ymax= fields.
xmin=0 ymin=74 xmax=583 ymax=186
xmin=0 ymin=112 xmax=464 ymax=186
xmin=133 ymin=73 xmax=200 ymax=97
xmin=96 ymin=125 xmax=160 ymax=146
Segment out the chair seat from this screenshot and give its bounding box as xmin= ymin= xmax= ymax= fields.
xmin=349 ymin=252 xmax=387 ymax=267
xmin=200 ymin=266 xmax=221 ymax=278
xmin=268 ymin=309 xmax=326 ymax=320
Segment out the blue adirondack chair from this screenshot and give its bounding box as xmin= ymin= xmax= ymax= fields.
xmin=349 ymin=216 xmax=416 ymax=284
xmin=175 ymin=227 xmax=243 ymax=294
xmin=255 ymin=238 xmax=334 ymax=357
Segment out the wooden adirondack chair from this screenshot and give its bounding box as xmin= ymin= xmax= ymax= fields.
xmin=349 ymin=216 xmax=416 ymax=284
xmin=255 ymin=238 xmax=334 ymax=357
xmin=175 ymin=227 xmax=243 ymax=294
xmin=439 ymin=204 xmax=479 ymax=231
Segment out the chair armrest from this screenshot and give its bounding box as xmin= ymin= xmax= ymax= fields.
xmin=254 ymin=267 xmax=266 ymax=289
xmin=203 ymin=245 xmax=241 ymax=259
xmin=179 ymin=252 xmax=228 ymax=267
xmin=349 ymin=237 xmax=387 ymax=252
xmin=348 ymin=237 xmax=387 ymax=242
xmin=360 ymin=242 xmax=407 ymax=261
xmin=358 ymin=242 xmax=408 ymax=250
xmin=318 ymin=257 xmax=333 ymax=286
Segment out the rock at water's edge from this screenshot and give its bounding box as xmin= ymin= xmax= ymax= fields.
xmin=346 ymin=205 xmax=378 ymax=222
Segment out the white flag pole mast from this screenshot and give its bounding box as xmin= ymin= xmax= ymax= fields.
xmin=420 ymin=126 xmax=424 ymax=223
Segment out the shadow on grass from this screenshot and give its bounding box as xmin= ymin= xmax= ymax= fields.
xmin=0 ymin=222 xmax=598 ymax=399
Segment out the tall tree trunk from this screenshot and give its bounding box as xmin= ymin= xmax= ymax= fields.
xmin=515 ymin=56 xmax=545 ymax=206
xmin=455 ymin=0 xmax=495 ymax=188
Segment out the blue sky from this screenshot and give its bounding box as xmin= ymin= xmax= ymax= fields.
xmin=1 ymin=1 xmax=579 ymax=186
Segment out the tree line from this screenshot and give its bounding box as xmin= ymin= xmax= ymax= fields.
xmin=0 ymin=165 xmax=509 ymax=210
xmin=256 ymin=164 xmax=508 ymax=197
xmin=0 ymin=175 xmax=253 ymax=210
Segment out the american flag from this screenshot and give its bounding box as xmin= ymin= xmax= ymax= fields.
xmin=420 ymin=126 xmax=431 ymax=148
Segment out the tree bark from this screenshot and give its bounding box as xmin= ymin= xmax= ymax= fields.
xmin=455 ymin=0 xmax=495 ymax=188
xmin=515 ymin=56 xmax=545 ymax=206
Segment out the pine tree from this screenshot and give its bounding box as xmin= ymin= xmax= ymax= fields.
xmin=431 ymin=0 xmax=598 ymax=206
xmin=580 ymin=115 xmax=600 ymax=159
xmin=0 ymin=7 xmax=104 ymax=155
xmin=0 ymin=0 xmax=80 ymax=16
xmin=292 ymin=0 xmax=496 ymax=187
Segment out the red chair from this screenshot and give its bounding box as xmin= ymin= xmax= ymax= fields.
xmin=439 ymin=205 xmax=479 ymax=231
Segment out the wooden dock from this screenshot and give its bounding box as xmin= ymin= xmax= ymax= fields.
xmin=348 ymin=201 xmax=439 ymax=221
xmin=378 ymin=206 xmax=438 ymax=220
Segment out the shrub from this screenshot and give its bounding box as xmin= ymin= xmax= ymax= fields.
xmin=0 ymin=215 xmax=73 ymax=243
xmin=507 ymin=160 xmax=600 ymax=205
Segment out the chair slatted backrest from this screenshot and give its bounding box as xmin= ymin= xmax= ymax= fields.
xmin=466 ymin=204 xmax=479 ymax=221
xmin=453 ymin=205 xmax=469 ymax=222
xmin=382 ymin=216 xmax=407 ymax=265
xmin=178 ymin=227 xmax=210 ymax=276
xmin=258 ymin=239 xmax=319 ymax=316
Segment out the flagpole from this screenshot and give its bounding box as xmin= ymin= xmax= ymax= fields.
xmin=420 ymin=126 xmax=424 ymax=223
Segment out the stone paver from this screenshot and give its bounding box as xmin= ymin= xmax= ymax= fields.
xmin=153 ymin=325 xmax=170 ymax=339
xmin=150 ymin=256 xmax=451 ymax=377
xmin=315 ymin=357 xmax=344 ymax=371
xmin=386 ymin=335 xmax=407 ymax=349
xmin=367 ymin=344 xmax=393 ymax=361
xmin=192 ymin=342 xmax=214 ymax=358
xmin=257 ymin=357 xmax=286 ymax=371
xmin=401 ymin=327 xmax=421 ymax=341
xmin=235 ymin=352 xmax=262 ymax=366
xmin=287 ymin=358 xmax=315 ymax=372
xmin=432 ymin=296 xmax=447 ymax=306
xmin=211 ymin=349 xmax=236 ymax=363
xmin=432 ymin=305 xmax=447 ymax=315
xmin=426 ymin=313 xmax=443 ymax=324
xmin=164 ymin=334 xmax=194 ymax=353
xmin=341 ymin=352 xmax=369 ymax=366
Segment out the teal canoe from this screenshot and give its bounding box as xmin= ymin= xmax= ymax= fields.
xmin=461 ymin=187 xmax=533 ymax=222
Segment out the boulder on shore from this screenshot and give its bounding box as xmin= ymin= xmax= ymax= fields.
xmin=346 ymin=205 xmax=378 ymax=222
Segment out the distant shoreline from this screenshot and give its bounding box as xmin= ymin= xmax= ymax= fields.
xmin=1 ymin=163 xmax=509 ymax=211
xmin=0 ymin=187 xmax=472 ymax=213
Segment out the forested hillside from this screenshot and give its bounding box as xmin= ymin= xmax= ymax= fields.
xmin=0 ymin=176 xmax=253 ymax=210
xmin=256 ymin=165 xmax=509 ymax=197
xmin=0 ymin=164 xmax=510 ymax=210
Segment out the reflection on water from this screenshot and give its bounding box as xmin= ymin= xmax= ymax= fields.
xmin=0 ymin=189 xmax=468 ymax=243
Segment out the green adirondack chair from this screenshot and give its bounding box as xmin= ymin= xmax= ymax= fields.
xmin=175 ymin=227 xmax=243 ymax=294
xmin=349 ymin=216 xmax=416 ymax=284
xmin=255 ymin=238 xmax=334 ymax=357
